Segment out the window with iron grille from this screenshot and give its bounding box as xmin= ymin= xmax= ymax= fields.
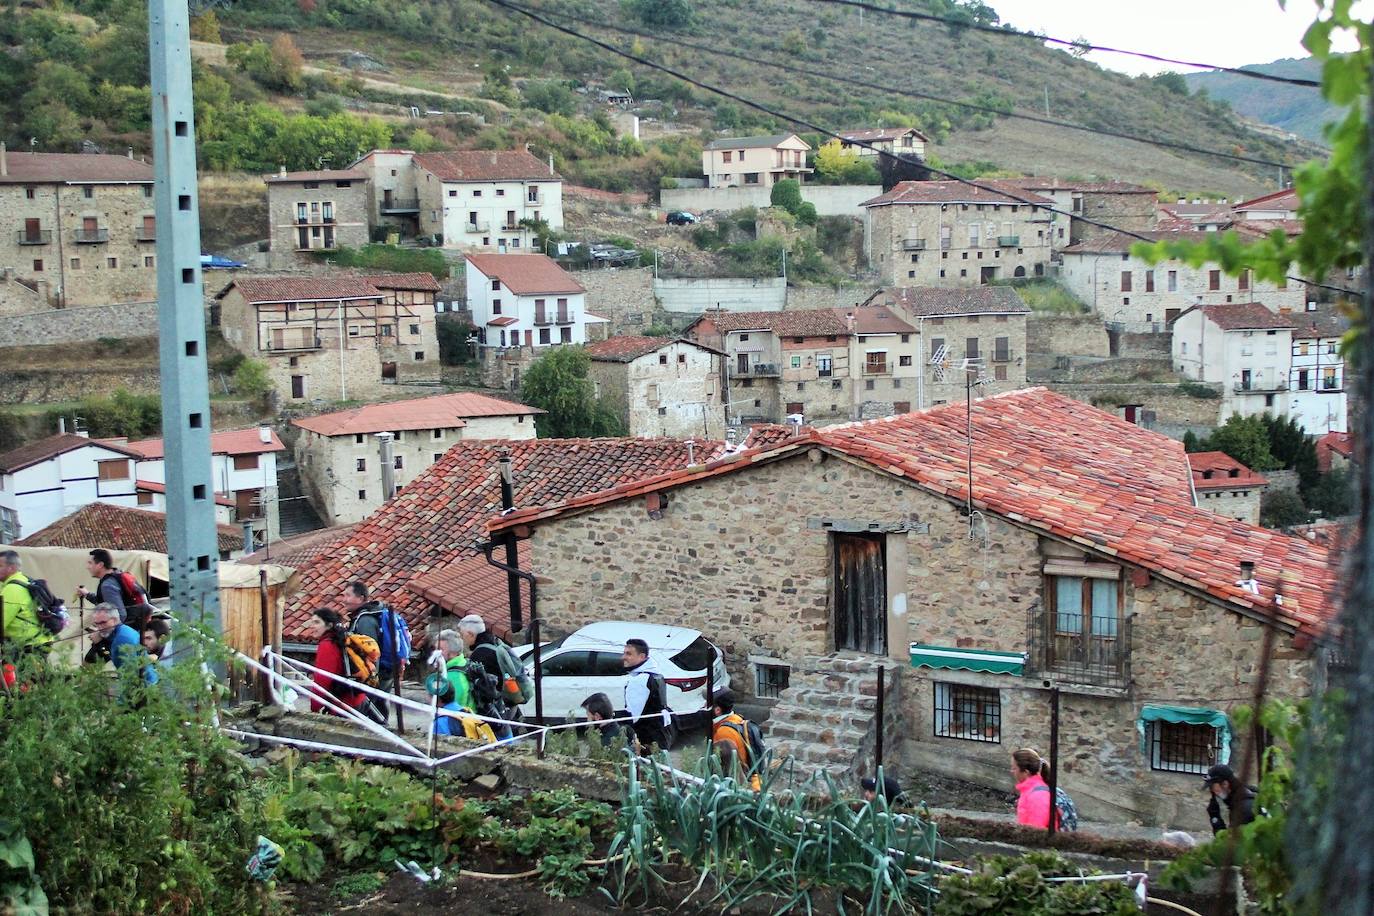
xmin=1149 ymin=721 xmax=1223 ymax=774
xmin=755 ymin=663 xmax=790 ymax=699
xmin=934 ymin=682 xmax=1000 ymax=742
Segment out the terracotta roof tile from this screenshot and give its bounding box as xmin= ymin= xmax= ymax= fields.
xmin=239 ymin=524 xmax=359 ymax=567
xmin=1292 ymin=313 xmax=1348 ymax=340
xmin=0 ymin=434 xmax=140 ymax=474
xmin=0 ymin=152 xmax=154 ymax=184
xmin=837 ymin=305 xmax=916 ymax=335
xmin=691 ymin=309 xmax=850 ymax=338
xmin=361 ymin=272 xmax=442 ymax=292
xmin=862 ymin=180 xmax=1052 ymax=208
xmin=16 ymin=502 xmax=242 ymax=554
xmin=1234 ymin=188 xmax=1300 ymax=212
xmin=224 ymin=276 xmax=383 ymax=305
xmin=407 ymin=546 xmax=530 ymax=642
xmin=585 ymin=336 xmax=720 ymax=362
xmin=1192 ymin=302 xmax=1298 ymax=331
xmin=866 ymin=286 xmax=1029 ymax=318
xmin=412 ymin=149 xmax=559 ymax=182
xmin=1233 ymin=219 xmax=1304 ymax=240
xmin=1316 ymin=431 xmax=1354 ymax=473
xmin=1006 ymin=177 xmax=1156 ymax=194
xmin=1189 ymin=451 xmax=1269 ymax=491
xmin=292 ymin=392 xmax=541 ymax=437
xmin=125 ymin=427 xmax=285 ymax=459
xmin=1060 ymin=230 xmax=1215 ymax=255
xmin=464 ymin=253 xmax=584 ymax=296
xmin=490 ymin=389 xmax=1337 ymax=639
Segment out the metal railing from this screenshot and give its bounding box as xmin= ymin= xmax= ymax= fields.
xmin=1233 ymin=379 xmax=1286 ymax=394
xmin=731 ymin=363 xmax=780 ymax=378
xmin=862 ymin=362 xmax=890 ymax=375
xmin=997 ymin=235 xmax=1020 ymax=246
xmin=991 ymin=348 xmax=1015 ymax=363
xmin=15 ymin=230 xmax=51 ymax=245
xmin=1026 ymin=602 xmax=1131 ymax=689
xmin=902 ymin=237 xmax=927 ymax=250
xmin=466 ymin=219 xmax=490 ymax=233
xmin=135 ymin=229 xmax=157 ymax=242
xmin=265 ymin=336 xmax=323 ymax=351
xmin=380 ymin=198 xmax=419 ymax=212
xmin=72 ymin=228 xmax=109 ymax=244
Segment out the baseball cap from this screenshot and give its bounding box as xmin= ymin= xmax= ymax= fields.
xmin=860 ymin=776 xmax=903 ymax=802
xmin=1202 ymin=764 xmax=1235 ymax=788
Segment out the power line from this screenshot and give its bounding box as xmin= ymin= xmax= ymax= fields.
xmin=506 ymin=1 xmax=1300 ymax=172
xmin=483 ymin=0 xmax=1355 ymax=297
xmin=806 ymin=0 xmax=1323 ymax=88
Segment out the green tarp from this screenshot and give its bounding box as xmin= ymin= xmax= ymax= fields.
xmin=909 ymin=643 xmax=1025 ymax=676
xmin=1137 ymin=704 xmax=1232 ymax=764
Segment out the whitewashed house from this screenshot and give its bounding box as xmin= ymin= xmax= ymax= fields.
xmin=465 ymin=253 xmax=604 ymax=349
xmin=414 ymin=150 xmax=563 ymax=252
xmin=584 ymin=336 xmax=727 ymax=439
xmin=1171 ymin=302 xmax=1297 ymax=421
xmin=1289 ymin=315 xmax=1348 ymax=434
xmin=0 ymin=434 xmax=144 ymax=542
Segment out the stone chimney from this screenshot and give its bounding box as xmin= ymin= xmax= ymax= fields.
xmin=127 ymin=147 xmax=134 ymax=160
xmin=1 ymin=142 xmax=7 ymax=177
xmin=279 ymin=165 xmax=287 ymax=177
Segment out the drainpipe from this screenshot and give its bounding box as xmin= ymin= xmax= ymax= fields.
xmin=54 ymin=184 xmax=67 ymax=308
xmin=336 ymin=303 xmax=347 ymax=400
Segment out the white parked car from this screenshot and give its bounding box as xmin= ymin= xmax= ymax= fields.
xmin=512 ymin=621 xmax=729 ymax=721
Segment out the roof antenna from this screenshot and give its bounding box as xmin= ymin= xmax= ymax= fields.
xmin=959 ymin=357 xmax=989 ymax=538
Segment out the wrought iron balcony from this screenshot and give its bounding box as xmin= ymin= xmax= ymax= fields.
xmin=466 ymin=219 xmax=490 ymax=233
xmin=732 ymin=363 xmax=780 ymax=378
xmin=265 ymin=336 xmax=323 ymax=352
xmin=15 ymin=230 xmax=51 ymax=245
xmin=135 ymin=229 xmax=156 ymax=242
xmin=1026 ymin=604 xmax=1131 ymax=690
xmin=997 ymin=235 xmax=1020 ymax=247
xmin=862 ymin=362 xmax=890 ymax=376
xmin=991 ymin=348 xmax=1015 ymax=364
xmin=380 ymin=198 xmax=419 ymax=213
xmin=902 ymin=237 xmax=927 ymax=251
xmin=72 ymin=228 xmax=109 ymax=244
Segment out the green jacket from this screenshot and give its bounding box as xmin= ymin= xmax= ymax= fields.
xmin=445 ymin=655 xmax=473 ymax=712
xmin=1 ymin=572 xmax=50 ymax=650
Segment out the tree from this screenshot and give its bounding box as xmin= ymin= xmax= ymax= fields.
xmin=190 ymin=10 xmax=222 ymax=42
xmin=1307 ymin=466 xmax=1356 ymax=519
xmin=269 ymin=34 xmax=304 ymax=92
xmin=625 ymin=0 xmax=691 ymax=30
xmin=1151 ymin=71 xmax=1190 ymax=95
xmin=232 ymin=358 xmax=272 ymax=402
xmin=770 ymin=178 xmax=804 ymax=214
xmin=1202 ymin=414 xmax=1279 ymax=471
xmin=519 ymin=347 xmax=625 ymax=438
xmin=1260 ymin=488 xmax=1309 ymax=529
xmin=522 ymin=80 xmax=576 ymax=116
xmin=1264 ymin=414 xmax=1320 ymax=492
xmin=1182 ymin=429 xmax=1202 ymax=452
xmin=813 ymin=139 xmax=881 ymax=185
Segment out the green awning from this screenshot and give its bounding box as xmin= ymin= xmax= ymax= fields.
xmin=909 ymin=643 xmax=1025 ymax=676
xmin=1137 ymin=704 xmax=1232 ymax=764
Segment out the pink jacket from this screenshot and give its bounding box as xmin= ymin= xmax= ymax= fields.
xmin=1015 ymin=773 xmax=1056 ymax=828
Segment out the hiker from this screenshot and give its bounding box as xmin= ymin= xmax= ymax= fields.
xmin=141 ymin=615 xmax=176 ymax=672
xmin=343 ymin=581 xmax=409 ymax=707
xmin=456 ymin=615 xmax=514 ymax=740
xmin=77 ymin=549 xmax=156 ymax=631
xmin=0 ymin=550 xmax=52 ymax=663
xmin=623 ymin=638 xmax=674 ymax=754
xmin=436 ymin=628 xmax=473 ymax=712
xmin=710 ymin=689 xmax=763 ymax=790
xmin=87 ymin=603 xmax=157 ymax=685
xmin=1204 ymin=764 xmax=1257 ymax=835
xmin=861 ymin=775 xmax=905 ymax=806
xmin=304 ymin=607 xmax=366 ymax=716
xmin=580 ymin=692 xmax=631 ymax=749
xmin=1011 ymin=748 xmax=1062 ymax=829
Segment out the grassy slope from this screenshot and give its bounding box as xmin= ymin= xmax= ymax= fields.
xmin=1185 ymin=57 xmax=1338 ymax=145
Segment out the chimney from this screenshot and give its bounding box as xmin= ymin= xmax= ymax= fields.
xmin=548 ymin=154 xmax=555 ymax=176
xmin=786 ymin=413 xmax=804 ymax=435
xmin=1236 ymin=560 xmax=1260 ymax=595
xmin=0 ymin=142 xmax=6 ymax=177
xmin=58 ymin=416 xmax=66 ymax=434
xmin=258 ymin=424 xmax=273 ymax=445
xmin=127 ymin=147 xmax=134 ymax=160
xmin=376 ymin=432 xmax=396 ymax=501
xmin=845 ymin=312 xmax=856 ymax=333
xmin=279 ymin=165 xmax=287 ymax=177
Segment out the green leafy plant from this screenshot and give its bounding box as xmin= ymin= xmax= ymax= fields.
xmin=0 ymin=819 xmax=47 ymax=915
xmin=232 ymin=358 xmax=273 ymax=401
xmin=520 ymin=346 xmax=626 ymax=438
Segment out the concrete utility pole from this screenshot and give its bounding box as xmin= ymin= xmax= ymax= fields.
xmin=149 ymin=0 xmax=221 ymax=631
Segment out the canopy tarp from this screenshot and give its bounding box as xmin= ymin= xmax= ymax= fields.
xmin=909 ymin=643 xmax=1025 ymax=676
xmin=1137 ymin=704 xmax=1232 ymax=764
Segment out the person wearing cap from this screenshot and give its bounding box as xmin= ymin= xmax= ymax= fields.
xmin=861 ymin=775 xmax=905 ymax=806
xmin=1203 ymin=764 xmax=1256 ymax=835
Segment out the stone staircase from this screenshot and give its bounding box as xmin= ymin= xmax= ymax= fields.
xmin=275 ymin=463 xmax=326 ymax=537
xmin=766 ymin=653 xmax=886 ymax=781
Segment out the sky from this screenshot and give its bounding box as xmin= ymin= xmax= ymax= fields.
xmin=986 ymin=0 xmax=1363 ymax=76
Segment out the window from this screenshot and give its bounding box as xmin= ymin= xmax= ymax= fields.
xmin=965 ymin=337 xmax=979 ymax=359
xmin=143 ymin=255 xmax=154 ymax=268
xmin=415 ymin=351 xmax=425 ymax=360
xmin=739 ymin=333 xmax=749 ymax=341
xmin=394 ymin=455 xmax=404 ymax=470
xmin=559 ymin=326 xmax=571 ymax=343
xmin=24 ymin=187 xmax=34 ymax=200
xmin=97 ymin=459 xmax=130 ymax=481
xmin=496 ymin=188 xmax=505 ymax=197
xmin=538 ymin=327 xmax=550 ymax=345
xmin=657 ymin=406 xmax=667 ymax=416
xmin=409 ymin=323 xmax=420 ymax=335
xmin=1145 ymin=270 xmax=1154 ymax=293
xmin=32 ymin=259 xmax=42 ymax=272
xmin=899 ymin=355 xmax=912 ymax=367
xmin=865 ymin=379 xmax=875 ymax=390
xmin=433 ymin=429 xmax=444 ymax=440
xmin=291 ymin=375 xmax=305 ymax=399
xmin=358 ymin=489 xmax=367 ymax=500
xmin=82 ymin=186 xmax=94 ymax=199
xmin=1149 ymin=721 xmax=1224 ymax=774
xmin=901 ymin=334 xmax=910 ymax=343
xmin=1052 ymin=576 xmax=1118 ymax=637
xmin=931 ymin=337 xmax=945 ymax=358
xmin=723 ymin=151 xmax=733 ymax=163
xmin=934 ymin=683 xmax=1000 ymax=742
xmin=381 ymin=325 xmax=394 ymax=338
xmin=1239 ymin=270 xmax=1250 ymax=291
xmin=492 ymin=299 xmax=501 ymax=315
xmin=434 ymin=453 xmax=443 ymax=463
xmin=1208 ymin=269 xmax=1221 ymax=291
xmin=994 ymin=364 xmax=1008 ymax=381
xmin=233 ymin=454 xmax=259 ymax=471
xmin=1297 ymin=369 xmax=1310 ymax=390
xmin=831 ymin=380 xmax=842 ymax=390
xmin=817 ymin=354 xmax=833 ymax=377
xmin=70 ymin=257 xmax=80 ymax=270
xmin=1167 ymin=270 xmax=1178 ymax=292
xmin=678 ymin=354 xmax=686 ymax=364
xmin=1323 ymin=367 xmax=1339 ymax=390
xmin=755 ymin=663 xmax=790 ymax=699
xmin=356 ymin=458 xmax=367 ymax=472
xmin=137 ymin=491 xmax=154 ymax=507
xmin=658 ymin=352 xmax=668 ymax=365
xmin=791 ymin=355 xmax=801 ymax=369
xmin=1120 ymin=271 xmax=1132 ymax=292
xmin=473 ymin=189 xmax=482 ymax=197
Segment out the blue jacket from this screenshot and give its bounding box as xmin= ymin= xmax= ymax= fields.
xmin=106 ymin=624 xmax=158 ymax=685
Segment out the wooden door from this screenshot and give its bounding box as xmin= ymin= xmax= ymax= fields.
xmin=833 ymin=533 xmax=887 ymax=655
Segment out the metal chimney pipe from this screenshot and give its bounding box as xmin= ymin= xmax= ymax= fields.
xmin=376 ymin=432 xmax=396 ymax=500
xmin=0 ymin=142 xmax=7 ymax=177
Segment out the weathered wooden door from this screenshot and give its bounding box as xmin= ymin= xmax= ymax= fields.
xmin=833 ymin=533 xmax=887 ymax=655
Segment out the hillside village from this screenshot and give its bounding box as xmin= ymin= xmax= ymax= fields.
xmin=0 ymin=0 xmax=1365 ymax=911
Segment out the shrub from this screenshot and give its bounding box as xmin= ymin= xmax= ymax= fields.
xmin=770 ymin=178 xmax=804 ymax=214
xmin=325 ymin=244 xmax=448 ymax=279
xmin=1260 ymin=488 xmax=1309 ymax=528
xmin=232 ymin=358 xmax=273 ymax=400
xmin=436 ymin=315 xmax=476 ymax=365
xmin=1178 ymin=380 xmax=1221 ymax=399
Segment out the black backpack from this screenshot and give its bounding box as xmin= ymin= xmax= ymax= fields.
xmin=19 ymin=578 xmax=69 ymax=634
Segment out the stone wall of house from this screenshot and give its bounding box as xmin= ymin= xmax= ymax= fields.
xmin=266 ymin=179 xmax=369 ymax=269
xmin=522 ymin=448 xmax=1311 ymax=829
xmin=785 ymin=284 xmax=878 ymax=312
xmin=1026 ymin=314 xmax=1110 ymax=358
xmin=1196 ymin=487 xmax=1263 ymax=525
xmin=866 ymin=203 xmax=1052 ymax=288
xmin=1074 ymin=191 xmax=1157 ymax=243
xmin=1050 ymin=382 xmax=1225 ymax=428
xmin=0 ymin=272 xmax=51 ymax=315
xmin=1118 ymin=330 xmax=1173 ymax=359
xmin=576 ymin=267 xmax=656 ymax=334
xmin=0 ymin=300 xmax=161 ymax=347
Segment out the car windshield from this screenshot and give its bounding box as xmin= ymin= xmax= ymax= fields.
xmin=669 ymin=636 xmax=714 ymax=673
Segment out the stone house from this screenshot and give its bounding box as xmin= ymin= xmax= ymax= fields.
xmin=1172 ymin=302 xmax=1298 ymax=422
xmin=840 ymin=305 xmax=921 ymax=419
xmin=861 ymin=287 xmax=1031 ymax=408
xmin=486 ymin=389 xmax=1335 ymax=830
xmin=1060 ymin=231 xmax=1309 ymax=330
xmin=702 ymin=134 xmax=812 ymax=189
xmin=838 ymin=127 xmax=928 ymax=162
xmin=1315 ymin=431 xmax=1353 ymax=474
xmin=0 ymin=433 xmax=144 ymax=541
xmin=351 ymin=149 xmax=423 ymax=237
xmin=0 ymin=145 xmax=158 ymax=308
xmin=264 ymin=168 xmax=369 ymax=268
xmin=1289 ymin=314 xmax=1348 ymax=434
xmin=1003 ymin=178 xmax=1157 ymax=249
xmin=584 ymin=336 xmax=727 ymax=439
xmin=292 ymin=391 xmax=541 ymax=524
xmin=1188 ymin=451 xmax=1267 ymax=525
xmin=216 ymin=272 xmax=441 ymax=403
xmin=861 ymin=181 xmax=1054 ymax=288
xmin=414 ymin=150 xmax=564 ymax=251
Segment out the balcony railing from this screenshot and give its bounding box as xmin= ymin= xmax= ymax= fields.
xmin=556 ymin=311 xmax=572 ymax=324
xmin=1234 ymin=379 xmax=1286 ymax=394
xmin=863 ymin=363 xmax=890 ymax=375
xmin=902 ymin=237 xmax=927 ymax=251
xmin=72 ymin=228 xmax=109 ymax=244
xmin=940 ymin=238 xmax=952 ymax=250
xmin=295 ymin=216 xmax=335 ymax=225
xmin=991 ymin=348 xmax=1014 ymax=363
xmin=466 ymin=220 xmax=490 ymax=233
xmin=1026 ymin=604 xmax=1131 ymax=690
xmin=265 ymin=336 xmax=323 ymax=352
xmin=534 ymin=314 xmax=551 ymax=326
xmin=380 ymin=198 xmax=420 ymax=213
xmin=997 ymin=235 xmax=1020 ymax=246
xmin=502 ymin=222 xmax=522 ymax=231
xmin=15 ymin=230 xmax=51 ymax=245
xmin=135 ymin=229 xmax=156 ymax=242
xmin=732 ymin=363 xmax=780 ymax=378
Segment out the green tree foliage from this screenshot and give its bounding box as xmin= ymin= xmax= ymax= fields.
xmin=436 ymin=315 xmax=476 ymax=365
xmin=226 ymin=36 xmax=304 ymax=93
xmin=522 ymin=79 xmax=577 ymax=116
xmin=47 ymin=389 xmax=161 ymax=439
xmin=232 ymin=358 xmax=273 ymax=401
xmin=324 ymin=244 xmax=448 ymax=279
xmin=1263 ymin=414 xmax=1320 ymax=492
xmin=1151 ymin=71 xmax=1191 ymax=95
xmin=1306 ymin=465 xmax=1356 ymax=519
xmin=625 ymin=0 xmax=692 ymax=30
xmin=1182 ymin=429 xmax=1202 ymax=452
xmin=1199 ymin=414 xmax=1280 ymax=471
xmin=519 ymin=346 xmax=625 ymax=438
xmin=812 ymin=140 xmax=881 ymax=185
xmin=1260 ymin=488 xmax=1310 ymax=529
xmin=770 ymin=178 xmax=804 ymax=214
xmin=190 ymin=10 xmax=222 ymax=42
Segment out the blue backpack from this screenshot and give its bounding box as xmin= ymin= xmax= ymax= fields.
xmin=1032 ymin=785 xmax=1079 ymax=831
xmin=377 ymin=606 xmax=412 ymax=674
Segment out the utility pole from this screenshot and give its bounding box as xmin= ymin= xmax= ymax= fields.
xmin=149 ymin=0 xmax=220 ymax=636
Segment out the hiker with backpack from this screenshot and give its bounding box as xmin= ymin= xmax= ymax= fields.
xmin=710 ymin=689 xmax=764 ymax=790
xmin=304 ymin=607 xmax=369 ymax=716
xmin=580 ymin=692 xmax=632 ymax=749
xmin=77 ymin=549 xmax=156 ymax=632
xmin=622 ymin=638 xmax=675 ymax=754
xmin=0 ymin=550 xmax=59 ymax=663
xmin=1011 ymin=747 xmax=1078 ymax=831
xmin=342 ymin=581 xmax=411 ymax=719
xmin=86 ymin=603 xmax=157 ymax=686
xmin=457 ymin=614 xmax=532 ymax=740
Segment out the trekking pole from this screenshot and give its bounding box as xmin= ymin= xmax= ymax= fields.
xmin=875 ymin=665 xmax=885 ymax=773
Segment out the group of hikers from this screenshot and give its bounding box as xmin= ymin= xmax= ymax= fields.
xmin=0 ymin=548 xmax=170 ymax=686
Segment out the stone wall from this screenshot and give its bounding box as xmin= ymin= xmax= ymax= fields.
xmin=1026 ymin=314 xmax=1109 ymax=358
xmin=661 ymin=185 xmax=881 ymax=217
xmin=0 ymin=273 xmax=50 ymax=316
xmin=520 ymin=448 xmax=1312 ymax=829
xmin=654 ymin=276 xmax=787 ymax=314
xmin=1118 ymin=330 xmax=1173 ymax=358
xmin=576 ymin=266 xmax=656 ymax=334
xmin=785 ymin=284 xmax=878 ymax=312
xmin=267 ymin=178 xmax=369 ymax=269
xmin=1051 ymin=382 xmax=1224 ymax=428
xmin=0 ymin=300 xmax=159 ymax=347
xmin=1196 ymin=487 xmax=1263 ymax=525
xmin=0 ymin=367 xmax=161 ymax=404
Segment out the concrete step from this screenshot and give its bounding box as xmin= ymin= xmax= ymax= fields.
xmin=779 ymin=689 xmax=878 ymax=712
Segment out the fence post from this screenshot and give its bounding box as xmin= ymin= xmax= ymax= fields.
xmin=257 ymin=568 xmax=270 ymax=704
xmin=705 ymin=659 xmax=715 ymax=754
xmin=531 ymin=616 xmax=544 ymax=758
xmin=875 ymin=664 xmax=885 ymax=773
xmin=1047 ymin=686 xmax=1061 ymax=834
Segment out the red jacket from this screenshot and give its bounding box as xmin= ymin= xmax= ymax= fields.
xmin=311 ymin=637 xmax=365 ymax=714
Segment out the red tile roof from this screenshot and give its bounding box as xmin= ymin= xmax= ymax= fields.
xmin=134 ymin=480 xmax=235 ymax=508
xmin=464 ymin=254 xmax=584 ymax=296
xmin=689 ymin=309 xmax=850 ymax=339
xmin=125 ymin=427 xmax=286 ymax=459
xmin=0 ymin=434 xmax=141 ymax=474
xmin=264 ymin=169 xmax=366 ymax=184
xmin=865 ymin=286 xmax=1030 ymax=318
xmin=280 ymin=437 xmax=728 ymax=642
xmin=1232 ymin=219 xmax=1304 ymax=240
xmin=16 ymin=502 xmax=243 ymax=554
xmin=838 ymin=305 xmax=915 ymax=335
xmin=1234 ymin=188 xmax=1300 ymax=212
xmin=1189 ymin=451 xmax=1269 ymax=491
xmin=584 ymin=336 xmax=720 ymax=362
xmin=407 ymin=546 xmax=530 ymax=642
xmin=362 ymin=272 xmax=442 ymax=292
xmin=1060 ymin=230 xmax=1214 ymax=255
xmin=1316 ymin=431 xmax=1354 ymax=473
xmin=222 ymin=276 xmax=383 ymax=305
xmin=1186 ymin=302 xmax=1298 ymax=331
xmin=238 ymin=524 xmax=359 ymax=567
xmin=413 ymin=150 xmax=559 ymax=182
xmin=487 ymin=316 xmax=518 ymax=327
xmin=0 ymin=152 xmax=154 ymax=184
xmin=1292 ymin=314 xmax=1347 ymax=340
xmin=490 ymin=389 xmax=1337 ymax=640
xmin=292 ymin=392 xmax=541 ymax=436
xmin=862 ymin=180 xmax=1052 ymax=208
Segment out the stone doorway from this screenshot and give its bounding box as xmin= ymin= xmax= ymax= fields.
xmin=832 ymin=532 xmax=887 ymax=655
